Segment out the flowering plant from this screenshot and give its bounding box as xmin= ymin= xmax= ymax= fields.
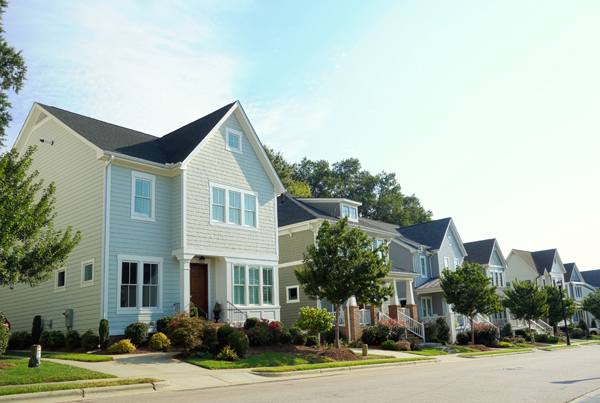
xmin=0 ymin=312 xmax=10 ymax=355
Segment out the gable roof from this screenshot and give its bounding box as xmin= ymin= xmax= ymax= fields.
xmin=581 ymin=270 xmax=600 ymax=288
xmin=396 ymin=218 xmax=452 ymax=250
xmin=464 ymin=239 xmax=496 ymax=265
xmin=511 ymin=248 xmax=559 ymax=276
xmin=564 ymin=263 xmax=575 ymax=282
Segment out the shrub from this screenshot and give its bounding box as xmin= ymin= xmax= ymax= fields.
xmin=157 ymin=316 xmax=175 ymax=335
xmin=396 ymin=340 xmax=411 ymax=351
xmin=8 ymin=331 xmax=31 ymax=350
xmin=267 ymin=321 xmax=285 ymax=344
xmin=376 ymin=320 xmax=407 ymax=343
xmin=293 ymin=334 xmax=307 ymax=346
xmin=381 ymin=340 xmax=397 ymax=350
xmin=39 ymin=330 xmax=65 ymax=350
xmin=217 ymin=345 xmax=238 ymax=361
xmin=200 ymin=326 xmax=219 ymax=354
xmin=456 ymin=332 xmax=470 ymax=345
xmin=149 ymin=332 xmax=171 ymax=350
xmin=189 ymin=302 xmax=199 ymax=318
xmin=349 ymin=340 xmax=364 ymax=348
xmin=321 ymin=328 xmax=335 ymax=345
xmin=0 ymin=313 xmax=8 ymax=354
xmin=500 ymin=322 xmax=513 ymax=339
xmin=246 ymin=324 xmax=270 ymax=346
xmin=99 ymin=319 xmax=109 ymax=350
xmin=196 ymin=351 xmax=213 ymax=360
xmin=65 ymin=330 xmax=81 ymax=350
xmin=289 ymin=326 xmax=302 ymax=338
xmin=592 ymin=319 xmax=598 ymax=328
xmin=81 ymin=330 xmax=99 ymax=351
xmin=436 ymin=317 xmax=450 ymax=343
xmin=499 ymin=342 xmax=513 ymax=348
xmin=578 ymin=319 xmax=588 ymax=333
xmin=32 ymin=316 xmax=42 ymax=345
xmin=570 ymin=328 xmax=585 ymax=339
xmin=294 ymin=307 xmax=333 ymax=336
xmin=217 ymin=326 xmax=236 ymax=347
xmin=423 ymin=321 xmax=438 ymax=342
xmin=305 ymin=335 xmax=319 ymax=347
xmin=514 ymin=328 xmax=528 ymax=338
xmin=280 ymin=330 xmax=293 ymax=345
xmin=243 ymin=317 xmax=260 ymax=331
xmin=534 ymin=333 xmax=549 ymax=343
xmin=124 ymin=322 xmax=149 ymax=346
xmin=547 ymin=336 xmax=560 ymax=344
xmin=472 ymin=323 xmax=499 ymax=345
xmin=408 ymin=337 xmax=419 ymax=351
xmin=108 ymin=339 xmax=136 ymax=354
xmin=167 ymin=313 xmax=208 ymax=356
xmin=227 ymin=331 xmax=249 ymax=358
xmin=361 ymin=326 xmax=378 ymax=345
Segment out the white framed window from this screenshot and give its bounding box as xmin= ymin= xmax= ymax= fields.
xmin=210 ymin=182 xmax=259 ymax=230
xmin=55 ymin=266 xmax=67 ymax=293
xmin=131 ymin=171 xmax=156 ymax=222
xmin=248 ymin=266 xmax=260 ymax=304
xmin=233 ymin=265 xmax=245 ymax=305
xmin=444 ymin=257 xmax=450 ymax=270
xmin=454 ymin=258 xmax=459 ymax=269
xmin=495 ymin=272 xmax=499 ymax=286
xmin=420 ymin=256 xmax=427 ymax=277
xmin=448 ymin=235 xmax=452 ymax=247
xmin=81 ymin=259 xmax=94 ymax=287
xmin=225 ymin=127 xmax=242 ymax=153
xmin=421 ymin=297 xmax=433 ymax=317
xmin=263 ymin=267 xmax=273 ymax=305
xmin=117 ymin=255 xmax=163 ymax=314
xmin=231 ymin=264 xmax=276 ymax=306
xmin=341 ymin=204 xmax=358 ymax=222
xmin=286 ymin=285 xmax=300 ymax=303
xmin=499 ymin=272 xmax=504 ymax=287
xmin=575 ymin=286 xmax=583 ymax=299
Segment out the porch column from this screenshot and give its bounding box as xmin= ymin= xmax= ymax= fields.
xmin=176 ymin=253 xmax=195 ymax=313
xmin=392 ymin=280 xmax=399 ymax=305
xmin=446 ymin=308 xmax=457 ymax=344
xmin=405 ymin=280 xmax=418 ymax=320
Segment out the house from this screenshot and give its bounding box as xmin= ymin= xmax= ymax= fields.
xmin=564 ymin=263 xmax=596 ymax=326
xmin=276 ymin=194 xmax=420 ymax=341
xmin=2 ymin=101 xmax=285 ymax=336
xmin=581 ymin=269 xmax=600 ymax=289
xmin=463 ymin=238 xmax=510 ymax=327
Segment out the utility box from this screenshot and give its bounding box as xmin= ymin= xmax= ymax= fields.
xmin=63 ymin=309 xmax=73 ymax=327
xmin=29 ymin=345 xmax=41 ymax=368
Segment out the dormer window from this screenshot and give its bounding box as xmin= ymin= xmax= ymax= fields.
xmin=341 ymin=204 xmax=358 ymax=222
xmin=226 ymin=128 xmax=242 ymax=153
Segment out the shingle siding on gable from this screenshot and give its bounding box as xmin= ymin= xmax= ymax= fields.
xmin=491 ymin=251 xmax=503 ymax=266
xmin=0 ymin=119 xmax=105 ymax=333
xmin=279 ymin=229 xmax=313 ymax=264
xmin=185 ymin=114 xmax=277 ymax=256
xmin=434 ymin=227 xmax=465 ymax=277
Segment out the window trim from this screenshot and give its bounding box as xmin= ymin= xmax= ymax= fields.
xmin=116 ymin=254 xmax=163 ymax=314
xmin=421 ymin=296 xmax=433 ymax=317
xmin=230 ymin=263 xmax=276 ymax=307
xmin=80 ymin=258 xmax=95 ymax=287
xmin=419 ymin=256 xmax=427 ymax=278
xmin=55 ymin=266 xmax=67 ymax=293
xmin=286 ymin=285 xmax=300 ymax=303
xmin=209 ymin=182 xmax=259 ymax=231
xmin=131 ymin=171 xmax=156 ymax=222
xmin=340 ymin=203 xmax=359 ymax=222
xmin=225 ymin=127 xmax=243 ymax=154
xmin=444 ymin=257 xmax=450 ymax=270
xmin=454 ymin=258 xmax=459 ymax=269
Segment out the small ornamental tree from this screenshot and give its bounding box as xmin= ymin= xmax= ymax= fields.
xmin=295 ymin=217 xmax=393 ymax=348
xmin=544 ymin=286 xmax=576 ymax=335
xmin=294 ymin=307 xmax=333 ymax=337
xmin=503 ymin=280 xmax=548 ymax=344
xmin=582 ymin=289 xmax=600 ymax=323
xmin=440 ymin=261 xmax=502 ymax=345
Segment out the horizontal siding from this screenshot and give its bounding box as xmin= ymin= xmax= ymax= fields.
xmin=172 ymin=173 xmax=182 ymax=250
xmin=278 ymin=265 xmax=316 ymax=328
xmin=279 ymin=229 xmax=313 ymax=264
xmin=0 ymin=118 xmax=104 ymax=334
xmin=389 ymin=243 xmax=415 ymax=272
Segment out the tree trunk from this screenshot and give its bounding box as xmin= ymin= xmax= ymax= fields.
xmin=528 ymin=321 xmax=534 ymax=344
xmin=470 ymin=317 xmax=475 ymax=345
xmin=335 ymin=304 xmax=340 ymax=349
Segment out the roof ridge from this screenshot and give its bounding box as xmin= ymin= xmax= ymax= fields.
xmin=399 ymin=217 xmax=450 ymax=230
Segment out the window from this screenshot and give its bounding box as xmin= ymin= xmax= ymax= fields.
xmin=81 ymin=259 xmax=94 ymax=287
xmin=499 ymin=272 xmax=504 ymax=287
xmin=343 ymin=205 xmax=349 ymax=217
xmin=55 ymin=267 xmax=66 ymax=292
xmin=495 ymin=272 xmax=499 ymax=287
xmin=421 ymin=297 xmax=433 ymax=317
xmin=506 ymin=282 xmax=511 ymax=288
xmin=341 ymin=204 xmax=358 ymax=222
xmin=444 ymin=257 xmax=450 ymax=270
xmin=543 ymin=279 xmax=546 ymax=286
xmin=575 ymin=286 xmax=583 ymax=299
xmin=287 ymin=286 xmax=299 ymax=303
xmin=131 ymin=171 xmax=155 ymax=221
xmin=420 ymin=256 xmax=427 ymax=277
xmin=117 ymin=255 xmax=163 ymax=312
xmin=234 ymin=265 xmax=245 ymax=305
xmin=448 ymin=236 xmax=452 ymax=247
xmin=210 ymin=183 xmax=259 ymax=230
xmin=232 ymin=264 xmax=277 ymax=306
xmin=263 ymin=267 xmax=273 ymax=305
xmin=248 ymin=266 xmax=260 ymax=304
xmin=350 ymin=207 xmax=357 ymax=219
xmin=225 ymin=128 xmax=242 ymax=153
xmin=454 ymin=258 xmax=459 ymax=269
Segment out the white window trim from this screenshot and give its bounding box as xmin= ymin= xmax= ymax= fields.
xmin=420 ymin=256 xmax=427 ymax=278
xmin=80 ymin=258 xmax=95 ymax=287
xmin=231 ymin=264 xmax=275 ymax=307
xmin=116 ymin=254 xmax=163 ymax=314
xmin=54 ymin=266 xmax=67 ymax=293
xmin=444 ymin=257 xmax=450 ymax=270
xmin=225 ymin=127 xmax=243 ymax=154
xmin=286 ymin=285 xmax=300 ymax=303
xmin=131 ymin=171 xmax=156 ymax=222
xmin=340 ymin=203 xmax=359 ymax=222
xmin=209 ymin=182 xmax=259 ymax=231
xmin=421 ymin=296 xmax=433 ymax=317
xmin=454 ymin=258 xmax=459 ymax=269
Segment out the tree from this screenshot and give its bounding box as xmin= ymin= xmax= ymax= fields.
xmin=0 ymin=0 xmax=27 ymax=148
xmin=294 ymin=217 xmax=393 ymax=348
xmin=440 ymin=261 xmax=502 ymax=345
xmin=262 ymin=144 xmax=311 ymax=197
xmin=502 ymin=280 xmax=548 ymax=344
xmin=544 ymin=285 xmax=576 ymax=335
xmin=0 ymin=146 xmax=81 ymax=286
xmin=294 ymin=306 xmax=333 ymax=337
xmin=582 ymin=289 xmax=600 ymax=322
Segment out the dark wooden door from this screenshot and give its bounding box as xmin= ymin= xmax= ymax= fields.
xmin=190 ymin=263 xmax=208 ymax=317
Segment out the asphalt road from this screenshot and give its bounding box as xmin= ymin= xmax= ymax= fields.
xmin=76 ymin=347 xmax=600 ymax=403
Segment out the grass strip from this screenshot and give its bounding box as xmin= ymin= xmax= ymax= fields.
xmin=252 ymin=357 xmax=433 ymax=373
xmin=404 ymin=348 xmax=449 ymax=356
xmin=516 ymin=343 xmax=537 ymax=348
xmin=187 ymin=352 xmax=327 ymax=370
xmin=0 ymin=359 xmax=115 ymax=386
xmin=579 ymin=341 xmax=600 ymax=346
xmin=458 ymin=348 xmax=530 ymax=357
xmin=0 ymin=378 xmax=157 ymax=396
xmin=5 ymin=351 xmax=113 ymax=362
xmin=450 ymin=347 xmax=479 ymax=353
xmin=538 ymin=345 xmax=579 ymax=350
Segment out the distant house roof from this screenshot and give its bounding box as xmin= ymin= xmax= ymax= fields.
xmin=564 ymin=263 xmax=575 ymax=282
xmin=512 ymin=248 xmax=558 ymax=276
xmin=582 ymin=270 xmax=600 ymax=288
xmin=38 ymin=102 xmax=235 ymax=164
xmin=464 ymin=239 xmax=496 ymax=265
xmin=415 ymin=277 xmax=441 ymax=291
xmin=396 ymin=218 xmax=453 ymax=250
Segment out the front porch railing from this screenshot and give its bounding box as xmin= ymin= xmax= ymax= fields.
xmin=359 ymin=309 xmax=371 ymax=326
xmin=226 ymin=301 xmax=247 ymax=328
xmin=328 ymin=310 xmax=346 ymax=326
xmin=533 ymin=319 xmax=553 ymax=335
xmin=398 ymin=311 xmax=426 ymax=342
xmin=379 ymin=312 xmax=408 ymax=339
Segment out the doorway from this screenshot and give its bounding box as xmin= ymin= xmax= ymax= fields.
xmin=190 ymin=263 xmax=208 ymax=318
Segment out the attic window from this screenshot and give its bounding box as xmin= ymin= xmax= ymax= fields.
xmin=226 ymin=128 xmax=242 ymax=154
xmin=341 ymin=204 xmax=358 ymax=222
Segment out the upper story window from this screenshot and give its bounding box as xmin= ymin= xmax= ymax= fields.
xmin=81 ymin=259 xmax=94 ymax=287
xmin=420 ymin=256 xmax=427 ymax=277
xmin=341 ymin=204 xmax=358 ymax=222
xmin=226 ymin=128 xmax=242 ymax=153
xmin=131 ymin=171 xmax=156 ymax=222
xmin=210 ymin=182 xmax=258 ymax=230
xmin=575 ymin=286 xmax=583 ymax=299
xmin=444 ymin=257 xmax=450 ymax=270
xmin=448 ymin=235 xmax=452 ymax=247
xmin=454 ymin=258 xmax=459 ymax=269
xmin=55 ymin=266 xmax=66 ymax=293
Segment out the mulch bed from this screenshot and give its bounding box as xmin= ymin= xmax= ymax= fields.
xmin=468 ymin=345 xmax=491 ymax=351
xmin=0 ymin=362 xmax=16 ymax=369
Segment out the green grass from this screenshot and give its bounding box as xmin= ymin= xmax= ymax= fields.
xmin=252 ymin=357 xmax=433 ymax=373
xmin=0 ymin=358 xmax=116 ymax=386
xmin=5 ymin=351 xmax=113 ymax=362
xmin=450 ymin=347 xmax=479 ymax=353
xmin=458 ymin=348 xmax=530 ymax=357
xmin=187 ymin=352 xmax=328 ymax=370
xmin=0 ymin=378 xmax=157 ymax=396
xmin=588 ymin=335 xmax=600 ymax=340
xmin=516 ymin=343 xmax=537 ymax=348
xmin=538 ymin=345 xmax=579 ymax=350
xmin=579 ymin=341 xmax=600 ymax=346
xmin=405 ymin=348 xmax=449 ymax=356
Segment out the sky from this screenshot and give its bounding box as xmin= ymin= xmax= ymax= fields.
xmin=4 ymin=1 xmax=600 ymax=270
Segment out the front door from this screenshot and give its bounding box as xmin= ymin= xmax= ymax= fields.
xmin=190 ymin=263 xmax=208 ymax=317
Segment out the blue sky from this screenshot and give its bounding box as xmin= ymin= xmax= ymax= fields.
xmin=4 ymin=1 xmax=600 ymax=270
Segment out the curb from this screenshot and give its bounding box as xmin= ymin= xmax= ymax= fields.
xmin=538 ymin=345 xmax=581 ymax=352
xmin=252 ymin=359 xmax=440 ymax=377
xmin=458 ymin=350 xmax=533 ymax=359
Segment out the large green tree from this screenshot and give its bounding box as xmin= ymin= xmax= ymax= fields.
xmin=502 ymin=280 xmax=548 ymax=343
xmin=262 ymin=144 xmax=311 ymax=197
xmin=0 ymin=0 xmax=27 ymax=148
xmin=440 ymin=261 xmax=502 ymax=345
xmin=545 ymin=285 xmax=576 ymax=335
xmin=582 ymin=289 xmax=600 ymax=323
xmin=294 ymin=217 xmax=393 ymax=348
xmin=0 ymin=146 xmax=81 ymax=286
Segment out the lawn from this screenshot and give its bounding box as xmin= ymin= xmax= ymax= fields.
xmin=252 ymin=357 xmax=433 ymax=373
xmin=515 ymin=343 xmax=537 ymax=348
xmin=538 ymin=345 xmax=579 ymax=351
xmin=5 ymin=351 xmax=113 ymax=362
xmin=0 ymin=379 xmax=157 ymax=396
xmin=0 ymin=358 xmax=116 ymax=386
xmin=405 ymin=348 xmax=448 ymax=356
xmin=450 ymin=347 xmax=479 ymax=353
xmin=187 ymin=352 xmax=328 ymax=370
xmin=458 ymin=348 xmax=530 ymax=357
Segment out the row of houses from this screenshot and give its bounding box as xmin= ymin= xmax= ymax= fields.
xmin=2 ymin=101 xmax=598 ymax=343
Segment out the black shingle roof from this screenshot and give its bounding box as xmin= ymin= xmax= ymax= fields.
xmin=464 ymin=239 xmax=496 ymax=265
xmin=38 ymin=102 xmax=235 ymax=164
xmin=581 ymin=270 xmax=600 ymax=288
xmin=564 ymin=263 xmax=575 ymax=282
xmin=396 ymin=218 xmax=452 ymax=250
xmin=531 ymin=249 xmax=557 ymax=276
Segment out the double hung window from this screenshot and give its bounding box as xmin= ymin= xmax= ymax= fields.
xmin=234 ymin=266 xmax=245 ymax=305
xmin=55 ymin=267 xmax=67 ymax=292
xmin=118 ymin=255 xmax=163 ymax=312
xmin=421 ymin=297 xmax=433 ymax=317
xmin=210 ymin=183 xmax=258 ymax=229
xmin=248 ymin=266 xmax=260 ymax=304
xmin=341 ymin=204 xmax=358 ymax=222
xmin=420 ymin=256 xmax=427 ymax=277
xmin=226 ymin=128 xmax=242 ymax=153
xmin=231 ymin=264 xmax=275 ymax=306
xmin=131 ymin=171 xmax=156 ymax=221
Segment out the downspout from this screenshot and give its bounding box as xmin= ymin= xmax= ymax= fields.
xmin=101 ymin=155 xmax=114 ymax=320
xmin=346 ymin=301 xmax=352 ymax=342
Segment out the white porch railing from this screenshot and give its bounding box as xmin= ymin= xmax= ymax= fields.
xmin=398 ymin=310 xmax=426 ymax=342
xmin=420 ymin=315 xmax=438 ymax=324
xmin=328 ymin=310 xmax=346 ymax=327
xmin=379 ymin=312 xmax=408 ymax=339
xmin=533 ymin=319 xmax=553 ymax=334
xmin=359 ymin=309 xmax=371 ymax=326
